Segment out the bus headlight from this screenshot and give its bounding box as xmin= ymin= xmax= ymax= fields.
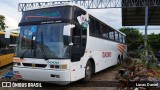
xmin=13 ymin=62 xmax=21 ymax=66
xmin=61 ymin=64 xmax=67 ymax=69
xmin=50 ymin=64 xmax=67 ymax=69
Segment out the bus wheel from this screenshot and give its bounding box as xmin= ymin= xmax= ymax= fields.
xmin=84 ymin=61 xmax=92 ymax=81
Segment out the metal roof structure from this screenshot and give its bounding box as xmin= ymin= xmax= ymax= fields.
xmin=18 ymin=0 xmax=160 ymax=11
xmin=18 ymin=0 xmax=160 ymax=26
xmin=121 ymin=0 xmax=160 ymax=26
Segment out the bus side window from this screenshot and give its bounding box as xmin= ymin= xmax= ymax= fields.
xmin=109 ymin=31 xmax=115 ymax=40
xmin=89 ymin=17 xmax=95 ymax=34
xmin=71 ymin=26 xmax=82 ymax=62
xmin=102 ymin=24 xmax=109 ymax=39
xmin=89 ymin=16 xmax=101 ymax=36
xmin=123 ymin=36 xmax=126 ymax=43
xmin=0 ymin=34 xmax=6 ymax=48
xmin=119 ymin=34 xmax=123 ymax=43
xmin=95 ymin=20 xmax=101 ymax=35
xmin=115 ymin=31 xmax=119 ymax=42
xmin=72 ymin=26 xmax=81 ymax=45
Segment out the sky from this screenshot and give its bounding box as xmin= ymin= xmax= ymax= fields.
xmin=0 ymin=0 xmax=160 ymax=34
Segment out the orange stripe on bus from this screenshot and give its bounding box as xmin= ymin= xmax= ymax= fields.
xmin=118 ymin=44 xmax=126 ymax=49
xmin=13 ymin=58 xmax=24 ymax=62
xmin=118 ymin=48 xmax=124 ymax=54
xmin=118 ymin=45 xmax=125 ymax=51
xmin=118 ymin=47 xmax=125 ymax=52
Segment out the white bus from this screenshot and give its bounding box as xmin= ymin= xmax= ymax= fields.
xmin=13 ymin=3 xmax=127 ymax=85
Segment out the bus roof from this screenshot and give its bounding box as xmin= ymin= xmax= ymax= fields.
xmin=0 ymin=31 xmax=18 ymax=37
xmin=22 ymin=2 xmax=126 ymax=36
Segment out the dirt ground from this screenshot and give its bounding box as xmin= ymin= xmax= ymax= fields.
xmin=0 ymin=65 xmax=120 ymax=90
xmin=0 ymin=64 xmax=13 ymax=79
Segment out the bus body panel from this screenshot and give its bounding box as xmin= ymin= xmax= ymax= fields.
xmin=85 ymin=36 xmax=126 ymax=73
xmin=13 ymin=58 xmax=87 ymax=83
xmin=14 ymin=67 xmax=70 ymax=85
xmin=0 ymin=53 xmax=14 ymax=67
xmin=13 ymin=58 xmax=72 ymax=83
xmin=70 ymin=60 xmax=85 ymax=81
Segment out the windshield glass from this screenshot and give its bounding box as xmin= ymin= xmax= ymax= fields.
xmin=15 ymin=23 xmax=71 ymax=59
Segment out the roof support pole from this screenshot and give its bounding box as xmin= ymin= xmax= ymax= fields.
xmin=144 ymin=0 xmax=148 ymax=57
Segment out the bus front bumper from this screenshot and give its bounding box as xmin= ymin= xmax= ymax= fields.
xmin=13 ymin=67 xmax=71 ymax=85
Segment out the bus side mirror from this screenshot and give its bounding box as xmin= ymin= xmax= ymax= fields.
xmin=5 ymin=30 xmax=11 ymax=47
xmin=63 ymin=24 xmax=75 ymax=45
xmin=63 ymin=24 xmax=75 ymax=36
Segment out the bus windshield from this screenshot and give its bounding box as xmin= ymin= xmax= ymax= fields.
xmin=15 ymin=23 xmax=71 ymax=59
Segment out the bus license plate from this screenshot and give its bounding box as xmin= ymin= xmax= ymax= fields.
xmin=15 ymin=75 xmax=22 ymax=79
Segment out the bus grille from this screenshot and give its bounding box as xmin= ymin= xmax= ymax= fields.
xmin=22 ymin=63 xmax=47 ymax=68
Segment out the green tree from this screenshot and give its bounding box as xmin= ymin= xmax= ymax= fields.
xmin=119 ymin=27 xmax=143 ymax=51
xmin=0 ymin=15 xmax=6 ymax=31
xmin=148 ymin=33 xmax=160 ymax=51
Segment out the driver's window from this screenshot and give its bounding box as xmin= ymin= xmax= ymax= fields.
xmin=72 ymin=26 xmax=81 ymax=45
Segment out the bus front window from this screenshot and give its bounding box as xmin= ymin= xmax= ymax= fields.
xmin=16 ymin=23 xmax=71 ymax=59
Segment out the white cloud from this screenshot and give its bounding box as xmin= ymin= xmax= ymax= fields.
xmin=88 ymin=8 xmax=122 ymax=29
xmin=4 ymin=15 xmax=18 ymax=30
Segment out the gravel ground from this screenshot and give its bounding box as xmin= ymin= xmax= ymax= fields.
xmin=0 ymin=65 xmax=120 ymax=90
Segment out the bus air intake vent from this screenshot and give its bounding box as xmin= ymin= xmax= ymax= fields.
xmin=22 ymin=63 xmax=47 ymax=68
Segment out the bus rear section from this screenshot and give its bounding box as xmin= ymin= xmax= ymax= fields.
xmin=0 ymin=31 xmax=17 ymax=67
xmin=0 ymin=49 xmax=14 ymax=67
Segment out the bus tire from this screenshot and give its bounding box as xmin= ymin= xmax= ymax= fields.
xmin=83 ymin=60 xmax=92 ymax=81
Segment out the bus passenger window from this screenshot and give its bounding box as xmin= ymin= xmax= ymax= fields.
xmin=115 ymin=32 xmax=119 ymax=42
xmin=95 ymin=20 xmax=101 ymax=35
xmin=119 ymin=34 xmax=123 ymax=43
xmin=109 ymin=31 xmax=115 ymax=40
xmin=102 ymin=24 xmax=109 ymax=39
xmin=89 ymin=17 xmax=95 ymax=34
xmin=123 ymin=36 xmax=126 ymax=43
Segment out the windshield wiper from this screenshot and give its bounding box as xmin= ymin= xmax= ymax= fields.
xmin=20 ymin=34 xmax=48 ymax=60
xmin=36 ymin=44 xmax=48 ymax=60
xmin=36 ymin=32 xmax=48 ymax=60
xmin=20 ymin=35 xmax=34 ymax=59
xmin=20 ymin=47 xmax=30 ymax=59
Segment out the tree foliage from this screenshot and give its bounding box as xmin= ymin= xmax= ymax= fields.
xmin=148 ymin=33 xmax=160 ymax=51
xmin=0 ymin=15 xmax=6 ymax=31
xmin=119 ymin=27 xmax=160 ymax=52
xmin=119 ymin=27 xmax=143 ymax=51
